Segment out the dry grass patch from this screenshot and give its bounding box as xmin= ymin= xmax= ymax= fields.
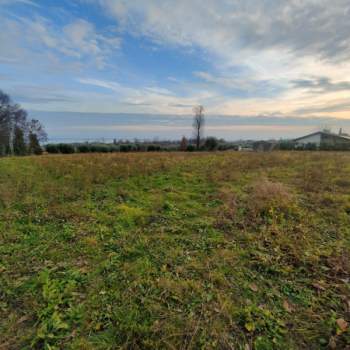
xmin=246 ymin=178 xmax=296 ymax=223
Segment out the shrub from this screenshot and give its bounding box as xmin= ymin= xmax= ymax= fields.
xmin=97 ymin=145 xmax=109 ymax=153
xmin=57 ymin=144 xmax=75 ymax=154
xmin=304 ymin=143 xmax=317 ymax=151
xmin=109 ymin=145 xmax=119 ymax=152
xmin=135 ymin=143 xmax=147 ymax=152
xmin=120 ymin=144 xmax=134 ymax=152
xmin=33 ymin=146 xmax=43 ymax=155
xmin=147 ymin=145 xmax=161 ymax=152
xmin=204 ymin=137 xmax=219 ymax=151
xmin=320 ymin=143 xmax=350 ymax=151
xmin=279 ymin=141 xmax=295 ymax=150
xmin=46 ymin=144 xmax=60 ymax=153
xmin=77 ymin=144 xmax=91 ymax=153
xmin=89 ymin=145 xmax=99 ymax=152
xmin=88 ymin=145 xmax=114 ymax=152
xmin=186 ymin=144 xmax=195 ymax=152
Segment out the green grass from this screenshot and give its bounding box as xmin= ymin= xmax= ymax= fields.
xmin=0 ymin=152 xmax=349 ymax=349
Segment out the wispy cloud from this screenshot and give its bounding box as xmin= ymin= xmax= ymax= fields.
xmin=0 ymin=14 xmax=120 ymax=71
xmin=294 ymin=100 xmax=350 ymax=114
xmin=0 ymin=0 xmax=39 ymax=7
xmin=292 ymin=77 xmax=350 ymax=93
xmin=100 ymin=0 xmax=350 ymax=62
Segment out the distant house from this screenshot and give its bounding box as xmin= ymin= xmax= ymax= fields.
xmin=294 ymin=129 xmax=350 ymax=149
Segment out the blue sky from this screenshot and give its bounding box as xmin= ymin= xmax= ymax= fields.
xmin=1 ymin=0 xmax=350 ymax=140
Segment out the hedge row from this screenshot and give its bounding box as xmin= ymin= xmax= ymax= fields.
xmin=45 ymin=143 xmax=174 ymax=154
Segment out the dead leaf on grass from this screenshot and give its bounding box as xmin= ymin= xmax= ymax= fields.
xmin=283 ymin=300 xmax=294 ymax=313
xmin=249 ymin=283 xmax=258 ymax=292
xmin=336 ymin=318 xmax=348 ymax=332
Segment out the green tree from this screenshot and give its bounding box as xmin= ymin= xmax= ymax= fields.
xmin=13 ymin=126 xmax=26 ymax=155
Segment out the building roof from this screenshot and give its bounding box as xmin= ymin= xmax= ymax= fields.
xmin=294 ymin=131 xmax=350 ymax=142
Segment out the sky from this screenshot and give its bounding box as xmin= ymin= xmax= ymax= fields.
xmin=1 ymin=0 xmax=350 ymax=141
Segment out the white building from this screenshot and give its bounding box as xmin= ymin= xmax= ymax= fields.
xmin=294 ymin=130 xmax=350 ymax=148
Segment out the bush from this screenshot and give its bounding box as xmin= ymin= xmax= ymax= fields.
xmin=89 ymin=145 xmax=99 ymax=152
xmin=120 ymin=144 xmax=134 ymax=152
xmin=97 ymin=145 xmax=110 ymax=153
xmin=135 ymin=143 xmax=147 ymax=152
xmin=57 ymin=144 xmax=75 ymax=154
xmin=204 ymin=137 xmax=219 ymax=151
xmin=320 ymin=143 xmax=350 ymax=151
xmin=46 ymin=144 xmax=60 ymax=153
xmin=279 ymin=141 xmax=295 ymax=150
xmin=147 ymin=145 xmax=161 ymax=152
xmin=186 ymin=144 xmax=196 ymax=152
xmin=304 ymin=142 xmax=317 ymax=151
xmin=77 ymin=144 xmax=91 ymax=153
xmin=33 ymin=146 xmax=43 ymax=155
xmin=109 ymin=145 xmax=119 ymax=152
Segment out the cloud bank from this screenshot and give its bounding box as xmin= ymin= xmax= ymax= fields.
xmin=1 ymin=0 xmax=350 ymax=137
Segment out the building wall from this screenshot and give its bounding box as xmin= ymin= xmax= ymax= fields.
xmin=295 ymin=133 xmax=321 ymax=146
xmin=321 ymin=134 xmax=350 ymax=146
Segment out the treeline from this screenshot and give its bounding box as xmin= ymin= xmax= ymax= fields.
xmin=46 ymin=143 xmax=166 ymax=154
xmin=45 ymin=137 xmax=240 ymax=154
xmin=0 ymin=90 xmax=47 ymax=156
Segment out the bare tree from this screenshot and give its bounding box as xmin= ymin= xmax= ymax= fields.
xmin=193 ymin=105 xmax=204 ymax=150
xmin=27 ymin=119 xmax=48 ymax=143
xmin=180 ymin=136 xmax=188 ymax=151
xmin=0 ymin=90 xmax=48 ymax=156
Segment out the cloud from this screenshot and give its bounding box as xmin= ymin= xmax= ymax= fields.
xmin=292 ymin=76 xmax=350 ymax=93
xmin=0 ymin=0 xmax=39 ymax=7
xmin=294 ymin=100 xmax=350 ymax=114
xmin=100 ymin=0 xmax=350 ymax=62
xmin=77 ymin=77 xmax=204 ymax=113
xmin=89 ymin=0 xmax=350 ymax=118
xmin=5 ymin=84 xmax=78 ymax=105
xmin=2 ymin=0 xmax=350 ymax=120
xmin=77 ymin=78 xmax=122 ymax=91
xmin=193 ymin=71 xmax=283 ymax=98
xmin=0 ymin=14 xmax=120 ymax=71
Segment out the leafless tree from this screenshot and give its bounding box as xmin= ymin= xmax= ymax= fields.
xmin=27 ymin=119 xmax=48 ymax=143
xmin=180 ymin=136 xmax=188 ymax=151
xmin=0 ymin=90 xmax=47 ymax=156
xmin=193 ymin=105 xmax=204 ymax=150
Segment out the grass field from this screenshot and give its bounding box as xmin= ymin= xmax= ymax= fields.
xmin=0 ymin=152 xmax=349 ymax=349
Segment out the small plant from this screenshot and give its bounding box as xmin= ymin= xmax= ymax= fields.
xmin=238 ymin=304 xmax=286 ymax=349
xmin=31 ymin=269 xmax=84 ymax=349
